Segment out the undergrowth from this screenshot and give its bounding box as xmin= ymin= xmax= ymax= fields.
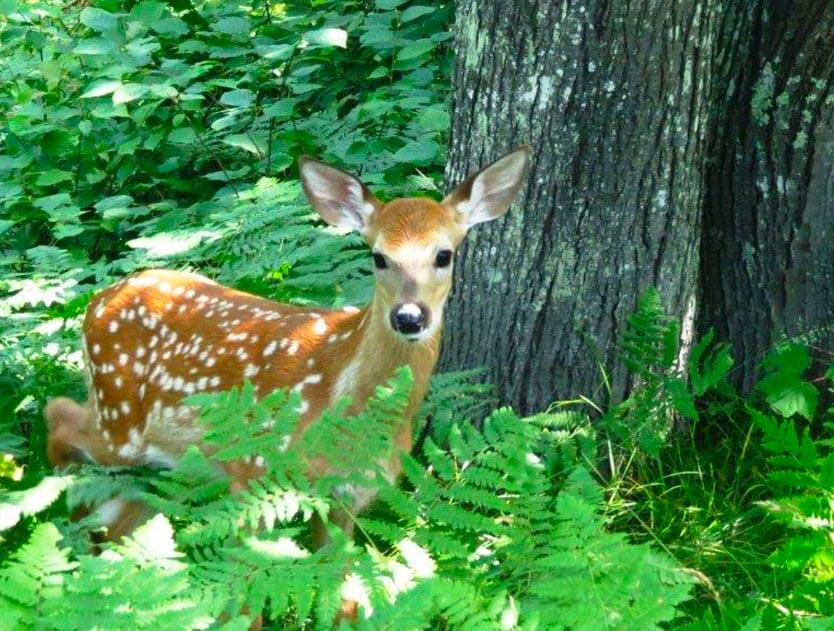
xmin=1 ymin=1 xmax=833 ymax=630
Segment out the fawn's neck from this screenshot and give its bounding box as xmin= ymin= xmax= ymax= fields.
xmin=334 ymin=292 xmax=442 ymax=433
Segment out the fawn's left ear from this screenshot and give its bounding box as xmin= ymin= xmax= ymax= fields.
xmin=443 ymin=145 xmax=532 ymax=228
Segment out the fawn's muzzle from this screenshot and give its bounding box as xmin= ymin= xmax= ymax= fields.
xmin=390 ymin=302 xmax=430 ymax=337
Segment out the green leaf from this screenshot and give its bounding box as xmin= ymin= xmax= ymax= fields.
xmin=367 ymin=66 xmax=389 ymax=79
xmin=35 ymin=170 xmax=73 ymax=186
xmin=401 ymin=5 xmax=435 ymax=22
xmin=261 ymin=99 xmax=298 ymax=120
xmin=220 ymin=89 xmax=256 ymax=108
xmin=304 ymin=28 xmax=347 ymax=48
xmin=81 ymin=80 xmax=122 ymax=98
xmin=417 ymin=107 xmax=450 ymax=132
xmin=151 ymin=16 xmax=189 ymax=37
xmin=167 ymin=127 xmax=196 ymax=144
xmin=113 ymin=83 xmax=150 ymax=104
xmin=397 ymin=40 xmax=435 ymax=61
xmin=80 ymin=7 xmax=119 ymax=32
xmin=131 ymin=1 xmax=166 ymax=22
xmin=73 ymin=38 xmax=117 ymax=55
xmin=212 ymin=16 xmax=250 ymax=36
xmin=756 ymin=343 xmax=819 ymax=420
xmin=33 ymin=193 xmax=72 ymax=212
xmin=376 ymin=0 xmax=408 ymax=8
xmin=765 ymin=379 xmax=818 ymax=420
xmin=222 ymin=133 xmax=266 ymax=156
xmin=392 ymin=139 xmax=440 ymax=164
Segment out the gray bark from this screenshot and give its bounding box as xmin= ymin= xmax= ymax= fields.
xmin=441 ymin=1 xmax=713 ymax=413
xmin=701 ymin=3 xmax=834 ymax=388
xmin=441 ymin=1 xmax=834 ymax=412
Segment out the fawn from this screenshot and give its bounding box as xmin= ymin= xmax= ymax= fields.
xmin=45 ymin=146 xmax=531 ymax=542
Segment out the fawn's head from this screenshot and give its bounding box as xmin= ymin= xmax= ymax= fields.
xmin=299 ymin=146 xmax=531 ymax=341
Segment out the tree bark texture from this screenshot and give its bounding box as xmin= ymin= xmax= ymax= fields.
xmin=441 ymin=0 xmax=834 ymax=413
xmin=442 ymin=1 xmax=713 ymax=412
xmin=702 ymin=3 xmax=834 ymax=389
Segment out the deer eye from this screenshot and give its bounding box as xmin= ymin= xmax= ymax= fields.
xmin=373 ymin=253 xmax=388 ymax=270
xmin=435 ymin=249 xmax=453 ymax=268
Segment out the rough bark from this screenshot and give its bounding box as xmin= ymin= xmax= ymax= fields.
xmin=701 ymin=3 xmax=834 ymax=388
xmin=441 ymin=1 xmax=713 ymax=413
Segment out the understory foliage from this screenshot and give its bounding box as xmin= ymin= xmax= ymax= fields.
xmin=1 ymin=1 xmax=832 ymax=630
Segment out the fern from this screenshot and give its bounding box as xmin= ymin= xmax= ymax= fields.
xmin=0 ymin=475 xmax=73 ymax=532
xmin=750 ymin=393 xmax=834 ymax=624
xmin=51 ymin=515 xmax=220 ymax=631
xmin=0 ymin=523 xmax=76 ymax=629
xmin=529 ymin=467 xmax=694 ymax=630
xmin=604 ymin=289 xmax=734 ymax=456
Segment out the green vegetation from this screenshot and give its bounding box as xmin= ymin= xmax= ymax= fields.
xmin=1 ymin=1 xmax=833 ymax=629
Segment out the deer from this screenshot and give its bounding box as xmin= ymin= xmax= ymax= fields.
xmin=45 ymin=146 xmax=532 ymax=547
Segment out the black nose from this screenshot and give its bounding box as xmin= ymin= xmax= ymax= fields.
xmin=390 ymin=303 xmax=429 ymax=335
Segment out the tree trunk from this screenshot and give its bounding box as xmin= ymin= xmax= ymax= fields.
xmin=442 ymin=1 xmax=834 ymax=412
xmin=441 ymin=1 xmax=713 ymax=413
xmin=701 ymin=3 xmax=834 ymax=389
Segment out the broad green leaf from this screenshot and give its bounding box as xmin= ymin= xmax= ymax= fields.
xmin=33 ymin=193 xmax=72 ymax=212
xmin=261 ymin=99 xmax=298 ymax=120
xmin=35 ymin=170 xmax=73 ymax=186
xmin=151 ymin=16 xmax=189 ymax=37
xmin=397 ymin=40 xmax=435 ymax=61
xmin=80 ymin=7 xmax=119 ymax=32
xmin=95 ymin=195 xmax=134 ymax=211
xmin=304 ymin=28 xmax=347 ymax=48
xmin=113 ymin=83 xmax=150 ymax=104
xmin=220 ymin=89 xmax=256 ymax=108
xmin=54 ymin=224 xmax=85 ymax=239
xmin=367 ymin=66 xmax=389 ymax=79
xmin=168 ymin=127 xmax=196 ymax=144
xmin=222 ymin=133 xmax=266 ymax=156
xmin=756 ymin=343 xmax=818 ymax=420
xmin=392 ymin=139 xmax=440 ymax=164
xmin=149 ymin=84 xmax=178 ymax=99
xmin=257 ymin=44 xmax=294 ymax=60
xmin=765 ymin=379 xmax=819 ymax=420
xmin=81 ymin=80 xmax=122 ymax=98
xmin=361 ymin=27 xmax=395 ymax=47
xmin=417 ymin=107 xmax=450 ymax=132
xmin=401 ymin=5 xmax=435 ymax=22
xmin=212 ymin=16 xmax=250 ymax=35
xmin=73 ymin=38 xmax=116 ymax=55
xmin=131 ymin=1 xmax=166 ymax=22
xmin=376 ymin=0 xmax=408 ymax=8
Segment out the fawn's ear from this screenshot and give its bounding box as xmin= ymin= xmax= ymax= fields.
xmin=299 ymin=157 xmax=380 ymax=233
xmin=443 ymin=146 xmax=532 ymax=228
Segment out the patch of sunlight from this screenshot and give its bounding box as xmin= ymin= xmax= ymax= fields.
xmin=245 ymin=535 xmax=309 ymax=559
xmin=127 ymin=230 xmax=221 ymax=257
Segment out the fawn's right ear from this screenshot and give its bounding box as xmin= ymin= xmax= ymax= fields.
xmin=299 ymin=157 xmax=381 ymax=233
